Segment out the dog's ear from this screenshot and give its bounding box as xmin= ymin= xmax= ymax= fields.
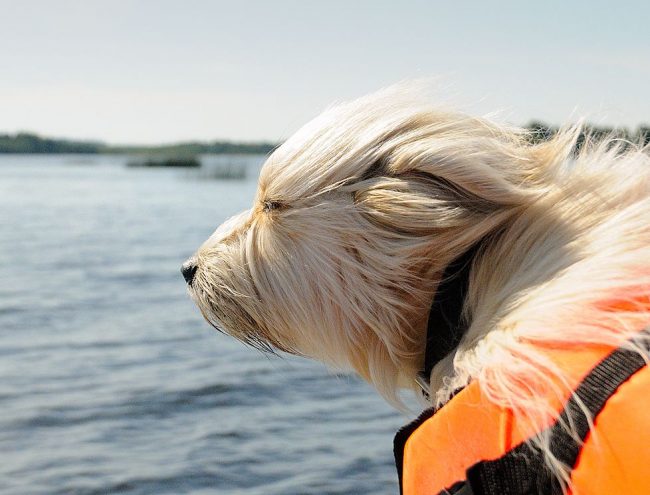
xmin=350 ymin=166 xmax=518 ymax=246
xmin=340 ymin=112 xmax=575 ymax=274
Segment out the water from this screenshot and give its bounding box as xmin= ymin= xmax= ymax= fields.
xmin=0 ymin=155 xmax=409 ymax=495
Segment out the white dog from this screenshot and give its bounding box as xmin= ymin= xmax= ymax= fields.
xmin=183 ymin=85 xmax=650 ymax=493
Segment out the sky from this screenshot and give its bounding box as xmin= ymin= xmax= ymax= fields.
xmin=1 ymin=0 xmax=649 ymax=144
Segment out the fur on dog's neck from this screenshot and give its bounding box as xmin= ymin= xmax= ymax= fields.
xmin=425 ymin=156 xmax=650 ymax=411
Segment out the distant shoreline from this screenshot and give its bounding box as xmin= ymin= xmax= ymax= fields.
xmin=1 ymin=123 xmax=648 ymax=154
xmin=0 ymin=133 xmax=278 ymax=155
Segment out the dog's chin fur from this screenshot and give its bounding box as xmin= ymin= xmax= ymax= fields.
xmin=188 ymin=83 xmax=650 ymax=487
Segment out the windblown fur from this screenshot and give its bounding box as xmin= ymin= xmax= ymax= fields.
xmin=186 ymin=84 xmax=650 ymax=488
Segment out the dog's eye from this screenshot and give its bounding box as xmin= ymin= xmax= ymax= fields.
xmin=263 ymin=200 xmax=283 ymax=212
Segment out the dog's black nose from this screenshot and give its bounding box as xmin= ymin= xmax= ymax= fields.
xmin=181 ymin=260 xmax=198 ymax=285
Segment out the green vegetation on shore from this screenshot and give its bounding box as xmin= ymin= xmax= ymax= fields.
xmin=0 ymin=132 xmax=277 ymax=155
xmin=526 ymin=122 xmax=650 ymax=148
xmin=126 ymin=156 xmax=201 ymax=168
xmin=1 ymin=123 xmax=648 ymax=155
xmin=0 ymin=133 xmax=106 ymax=154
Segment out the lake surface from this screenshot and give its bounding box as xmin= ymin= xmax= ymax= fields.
xmin=0 ymin=155 xmax=411 ymax=495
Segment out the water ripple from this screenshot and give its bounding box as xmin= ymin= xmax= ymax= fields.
xmin=0 ymin=156 xmax=407 ymax=495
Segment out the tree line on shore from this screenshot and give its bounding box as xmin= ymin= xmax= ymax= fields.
xmin=526 ymin=121 xmax=650 ymax=149
xmin=0 ymin=132 xmax=277 ymax=155
xmin=1 ymin=123 xmax=648 ymax=154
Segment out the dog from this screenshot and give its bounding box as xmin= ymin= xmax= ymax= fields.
xmin=183 ymin=84 xmax=650 ymax=491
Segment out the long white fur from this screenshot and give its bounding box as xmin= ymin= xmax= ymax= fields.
xmin=188 ymin=83 xmax=650 ymax=489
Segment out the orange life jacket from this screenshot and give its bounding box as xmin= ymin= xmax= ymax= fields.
xmin=394 ymin=325 xmax=650 ymax=495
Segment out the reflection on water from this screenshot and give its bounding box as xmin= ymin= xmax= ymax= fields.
xmin=0 ymin=155 xmax=407 ymax=495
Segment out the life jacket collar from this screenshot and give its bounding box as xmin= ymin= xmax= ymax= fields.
xmin=419 ymin=240 xmax=484 ymax=396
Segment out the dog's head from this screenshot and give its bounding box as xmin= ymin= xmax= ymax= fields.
xmin=184 ymin=85 xmax=551 ymax=403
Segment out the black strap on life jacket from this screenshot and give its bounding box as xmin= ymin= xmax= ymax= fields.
xmin=436 ymin=326 xmax=650 ymax=495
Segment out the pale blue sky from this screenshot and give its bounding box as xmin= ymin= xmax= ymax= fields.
xmin=1 ymin=0 xmax=648 ymax=144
